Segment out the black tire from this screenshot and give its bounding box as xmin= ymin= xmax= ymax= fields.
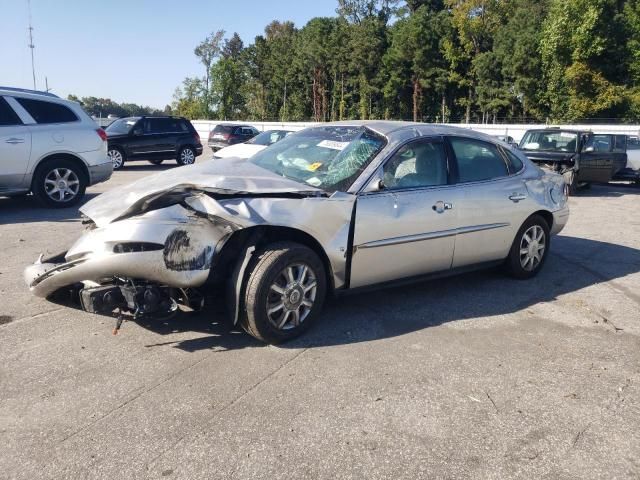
xmin=504 ymin=214 xmax=551 ymax=280
xmin=107 ymin=147 xmax=126 ymax=170
xmin=33 ymin=159 xmax=87 ymax=208
xmin=240 ymin=242 xmax=327 ymax=344
xmin=148 ymin=159 xmax=164 ymax=165
xmin=177 ymin=146 xmax=196 ymax=166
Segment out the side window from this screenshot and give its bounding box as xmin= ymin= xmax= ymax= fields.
xmin=613 ymin=135 xmax=626 ymax=153
xmin=178 ymin=119 xmax=189 ymax=132
xmin=145 ymin=118 xmax=166 ymax=134
xmin=381 ymin=140 xmax=448 ymax=190
xmin=584 ymin=134 xmax=612 ymax=152
xmin=233 ymin=126 xmax=243 ymax=135
xmin=0 ymin=97 xmax=22 ymax=126
xmin=15 ymin=98 xmax=78 ymax=124
xmin=450 ymin=137 xmax=509 ymax=183
xmin=505 ymin=149 xmax=524 ymax=173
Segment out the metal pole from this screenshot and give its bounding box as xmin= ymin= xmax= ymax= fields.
xmin=27 ymin=0 xmax=36 ymax=89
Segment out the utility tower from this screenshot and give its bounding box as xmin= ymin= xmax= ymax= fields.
xmin=27 ymin=0 xmax=36 ymax=89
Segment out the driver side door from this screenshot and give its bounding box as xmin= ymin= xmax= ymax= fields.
xmin=349 ymin=137 xmax=460 ymax=288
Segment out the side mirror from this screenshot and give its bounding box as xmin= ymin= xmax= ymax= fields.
xmin=132 ymin=128 xmax=143 ymax=136
xmin=584 ymin=146 xmax=594 ymax=153
xmin=364 ymin=177 xmax=386 ymax=193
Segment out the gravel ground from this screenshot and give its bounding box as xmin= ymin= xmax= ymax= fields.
xmin=1 ymin=160 xmax=639 ymax=480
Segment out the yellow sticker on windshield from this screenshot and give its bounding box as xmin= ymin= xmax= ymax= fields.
xmin=308 ymin=162 xmax=323 ymax=171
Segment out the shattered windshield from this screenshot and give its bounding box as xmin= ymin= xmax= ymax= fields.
xmin=520 ymin=131 xmax=578 ymax=152
xmin=250 ymin=126 xmax=386 ymax=192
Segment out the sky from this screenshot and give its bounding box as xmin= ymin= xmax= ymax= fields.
xmin=0 ymin=0 xmax=338 ymax=108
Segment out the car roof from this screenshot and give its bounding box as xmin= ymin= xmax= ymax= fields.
xmin=311 ymin=120 xmax=502 ymax=142
xmin=0 ymin=86 xmax=59 ymax=98
xmin=523 ymin=128 xmax=587 ymax=134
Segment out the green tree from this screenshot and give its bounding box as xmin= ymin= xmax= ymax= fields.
xmin=541 ymin=0 xmax=628 ymax=121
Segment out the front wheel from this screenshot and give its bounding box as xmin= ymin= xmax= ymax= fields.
xmin=504 ymin=215 xmax=550 ymax=280
xmin=177 ymin=147 xmax=196 ymax=166
xmin=240 ymin=242 xmax=327 ymax=344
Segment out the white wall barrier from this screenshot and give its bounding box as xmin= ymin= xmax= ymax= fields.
xmin=191 ymin=120 xmax=640 ymax=145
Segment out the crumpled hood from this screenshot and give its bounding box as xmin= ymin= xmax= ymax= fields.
xmin=80 ymin=157 xmax=323 ymax=227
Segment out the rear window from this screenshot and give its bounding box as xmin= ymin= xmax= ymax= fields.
xmin=450 ymin=137 xmax=509 ymax=183
xmin=213 ymin=125 xmax=234 ymax=134
xmin=0 ymin=97 xmax=22 ymax=126
xmin=15 ymin=98 xmax=78 ymax=124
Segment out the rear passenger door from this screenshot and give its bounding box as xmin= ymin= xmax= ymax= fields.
xmin=446 ymin=136 xmax=533 ymax=269
xmin=140 ymin=118 xmax=175 ymax=159
xmin=0 ymin=97 xmax=31 ymax=191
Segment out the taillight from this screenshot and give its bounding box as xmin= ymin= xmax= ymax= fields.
xmin=194 ymin=132 xmax=200 ymax=144
xmin=222 ymin=133 xmax=230 ymax=140
xmin=96 ymin=128 xmax=107 ymax=141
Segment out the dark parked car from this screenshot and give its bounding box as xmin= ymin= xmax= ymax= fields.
xmin=105 ymin=116 xmax=203 ymax=170
xmin=519 ymin=128 xmax=627 ymax=193
xmin=208 ymin=123 xmax=259 ymax=152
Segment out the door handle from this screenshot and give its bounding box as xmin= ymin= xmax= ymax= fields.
xmin=509 ymin=193 xmax=527 ymax=202
xmin=5 ymin=137 xmax=25 ymax=144
xmin=432 ymin=201 xmax=453 ymax=213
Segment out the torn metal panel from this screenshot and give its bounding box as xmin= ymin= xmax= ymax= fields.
xmin=80 ymin=157 xmax=325 ymax=227
xmin=163 ymin=229 xmax=215 ymax=272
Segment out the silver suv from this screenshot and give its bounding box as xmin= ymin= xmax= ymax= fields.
xmin=0 ymin=87 xmax=112 ymax=207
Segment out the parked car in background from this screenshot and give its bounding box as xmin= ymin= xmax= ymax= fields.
xmin=25 ymin=122 xmax=569 ymax=344
xmin=213 ymin=129 xmax=293 ymax=159
xmin=208 ymin=123 xmax=259 ymax=152
xmin=613 ymin=136 xmax=640 ymax=183
xmin=493 ymin=135 xmax=518 ymax=148
xmin=519 ymin=128 xmax=627 ymax=193
xmin=105 ymin=116 xmax=202 ymax=170
xmin=0 ymin=87 xmax=112 ymax=207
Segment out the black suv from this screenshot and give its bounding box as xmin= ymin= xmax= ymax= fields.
xmin=105 ymin=116 xmax=203 ymax=169
xmin=208 ymin=123 xmax=259 ymax=152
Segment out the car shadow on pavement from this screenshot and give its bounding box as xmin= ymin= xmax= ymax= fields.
xmin=580 ymin=183 xmax=640 ymax=197
xmin=134 ymin=235 xmax=640 ymax=353
xmin=0 ymin=193 xmax=102 ymax=225
xmin=116 ymin=163 xmax=178 ymax=172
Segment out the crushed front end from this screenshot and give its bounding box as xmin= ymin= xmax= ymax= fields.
xmin=24 ymin=198 xmax=234 ymax=325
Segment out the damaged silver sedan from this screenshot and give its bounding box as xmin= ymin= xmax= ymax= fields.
xmin=25 ymin=122 xmax=569 ymax=343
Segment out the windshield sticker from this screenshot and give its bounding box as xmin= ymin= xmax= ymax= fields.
xmin=307 ymin=162 xmax=323 ymax=171
xmin=317 ymin=140 xmax=349 ymax=151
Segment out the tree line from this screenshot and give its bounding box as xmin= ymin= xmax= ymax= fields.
xmin=175 ymin=0 xmax=640 ymax=124
xmin=66 ymin=95 xmax=171 ymax=118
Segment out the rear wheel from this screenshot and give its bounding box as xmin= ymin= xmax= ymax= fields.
xmin=504 ymin=215 xmax=550 ymax=279
xmin=240 ymin=242 xmax=326 ymax=344
xmin=33 ymin=159 xmax=87 ymax=208
xmin=108 ymin=147 xmax=125 ymax=170
xmin=177 ymin=146 xmax=196 ymax=166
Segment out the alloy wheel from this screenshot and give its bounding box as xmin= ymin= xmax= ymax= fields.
xmin=44 ymin=168 xmax=80 ymax=203
xmin=180 ymin=148 xmax=195 ymax=165
xmin=108 ymin=149 xmax=123 ymax=169
xmin=519 ymin=225 xmax=546 ymax=271
xmin=265 ymin=263 xmax=317 ymax=330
